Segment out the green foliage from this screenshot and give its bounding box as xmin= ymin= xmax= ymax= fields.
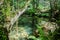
xmin=40 ymin=13 xmax=50 ymax=17
xmin=2 ymin=5 xmax=11 ymax=16
xmin=0 ymin=27 xmax=8 ymax=40
xmin=36 ymin=25 xmax=49 ymax=40
xmin=0 ymin=0 xmax=60 ymax=40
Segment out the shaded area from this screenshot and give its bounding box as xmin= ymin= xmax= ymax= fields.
xmin=0 ymin=27 xmax=9 ymax=40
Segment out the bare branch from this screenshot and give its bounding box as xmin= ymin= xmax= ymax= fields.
xmin=9 ymin=0 xmax=31 ymax=30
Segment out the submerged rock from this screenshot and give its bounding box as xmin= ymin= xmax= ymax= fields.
xmin=9 ymin=26 xmax=32 ymax=40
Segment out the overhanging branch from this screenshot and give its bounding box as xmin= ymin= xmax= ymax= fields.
xmin=9 ymin=0 xmax=31 ymax=30
xmin=4 ymin=0 xmax=31 ymax=31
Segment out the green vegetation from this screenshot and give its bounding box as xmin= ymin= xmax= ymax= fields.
xmin=0 ymin=0 xmax=60 ymax=40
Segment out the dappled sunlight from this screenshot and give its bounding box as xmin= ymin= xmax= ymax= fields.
xmin=0 ymin=0 xmax=60 ymax=40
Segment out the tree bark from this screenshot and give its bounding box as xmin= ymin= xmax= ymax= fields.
xmin=4 ymin=0 xmax=31 ymax=31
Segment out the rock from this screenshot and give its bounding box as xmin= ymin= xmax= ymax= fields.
xmin=9 ymin=27 xmax=29 ymax=40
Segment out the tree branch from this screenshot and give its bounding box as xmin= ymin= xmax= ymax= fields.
xmin=9 ymin=0 xmax=31 ymax=30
